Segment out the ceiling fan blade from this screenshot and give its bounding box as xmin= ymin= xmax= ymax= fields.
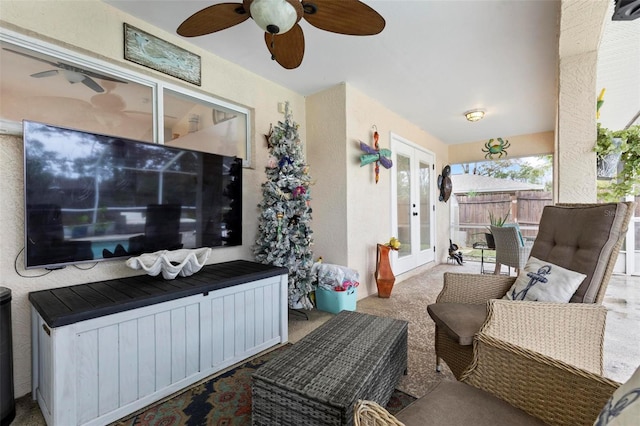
xmin=31 ymin=70 xmax=59 ymax=78
xmin=302 ymin=0 xmax=385 ymax=35
xmin=76 ymin=68 xmax=128 ymax=84
xmin=81 ymin=76 xmax=105 ymax=93
xmin=177 ymin=3 xmax=249 ymax=37
xmin=264 ymin=24 xmax=305 ymax=69
xmin=5 ymin=47 xmax=127 ymax=85
xmin=2 ymin=48 xmax=60 ymax=67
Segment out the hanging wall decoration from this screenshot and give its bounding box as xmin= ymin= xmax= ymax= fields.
xmin=359 ymin=125 xmax=393 ymax=183
xmin=124 ymin=23 xmax=201 ymax=86
xmin=438 ymin=165 xmax=452 ymax=202
xmin=482 ymin=137 xmax=511 ymax=159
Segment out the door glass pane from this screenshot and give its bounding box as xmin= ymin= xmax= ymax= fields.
xmin=396 ymin=153 xmax=411 ymax=258
xmin=419 ymin=160 xmax=431 ymax=250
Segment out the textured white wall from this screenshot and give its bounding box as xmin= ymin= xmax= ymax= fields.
xmin=346 ymin=84 xmax=450 ymax=296
xmin=449 ymin=131 xmax=554 ymax=165
xmin=0 ymin=0 xmax=305 ymax=398
xmin=556 ymin=0 xmax=609 ymax=202
xmin=557 ymin=51 xmax=599 ymax=202
xmin=306 ymin=84 xmax=450 ymax=299
xmin=306 ymin=84 xmax=349 ymax=266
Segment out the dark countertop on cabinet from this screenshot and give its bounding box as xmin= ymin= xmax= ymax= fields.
xmin=29 ymin=260 xmax=288 ymax=328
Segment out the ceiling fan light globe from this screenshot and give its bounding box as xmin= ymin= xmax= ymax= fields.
xmin=62 ymin=70 xmax=85 ymax=84
xmin=250 ymin=0 xmax=298 ymax=34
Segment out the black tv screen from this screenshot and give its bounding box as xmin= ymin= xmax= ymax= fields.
xmin=23 ymin=120 xmax=242 ymax=270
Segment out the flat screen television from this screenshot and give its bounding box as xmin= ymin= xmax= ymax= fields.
xmin=23 ymin=120 xmax=242 ymax=270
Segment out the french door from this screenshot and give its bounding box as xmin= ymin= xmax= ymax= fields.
xmin=391 ymin=134 xmax=436 ymax=274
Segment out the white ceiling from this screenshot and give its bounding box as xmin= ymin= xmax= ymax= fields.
xmin=103 ymin=0 xmax=637 ymax=144
xmin=596 ymin=4 xmax=640 ymax=132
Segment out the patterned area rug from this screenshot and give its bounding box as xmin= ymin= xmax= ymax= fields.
xmin=113 ymin=344 xmax=415 ymax=426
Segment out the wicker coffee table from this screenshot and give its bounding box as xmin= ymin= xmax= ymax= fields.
xmin=252 ymin=310 xmax=408 ymax=426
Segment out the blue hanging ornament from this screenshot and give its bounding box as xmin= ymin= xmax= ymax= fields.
xmin=279 ymin=156 xmax=294 ymax=168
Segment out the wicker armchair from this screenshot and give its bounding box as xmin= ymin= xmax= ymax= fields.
xmin=354 ymin=301 xmax=620 ymax=426
xmin=427 ymin=202 xmax=634 ymax=379
xmin=490 ymin=225 xmax=533 ymax=274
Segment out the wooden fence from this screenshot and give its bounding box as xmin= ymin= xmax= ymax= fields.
xmin=453 ymin=191 xmax=553 ymax=246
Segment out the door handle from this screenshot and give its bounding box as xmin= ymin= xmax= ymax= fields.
xmin=412 ymin=212 xmax=418 ymax=216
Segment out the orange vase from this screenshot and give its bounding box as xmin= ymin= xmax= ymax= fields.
xmin=375 ymin=244 xmax=396 ymax=298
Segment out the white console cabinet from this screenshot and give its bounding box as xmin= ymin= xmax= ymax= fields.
xmin=30 ymin=261 xmax=288 ymax=426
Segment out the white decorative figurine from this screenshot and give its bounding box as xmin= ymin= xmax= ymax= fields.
xmin=126 ymin=247 xmax=212 ymax=280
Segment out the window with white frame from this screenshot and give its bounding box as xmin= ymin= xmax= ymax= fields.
xmin=0 ymin=32 xmax=252 ymax=166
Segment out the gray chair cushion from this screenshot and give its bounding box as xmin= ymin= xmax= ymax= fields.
xmin=395 ymin=380 xmax=547 ymax=426
xmin=530 ymin=203 xmax=629 ymax=303
xmin=427 ymin=303 xmax=486 ymax=346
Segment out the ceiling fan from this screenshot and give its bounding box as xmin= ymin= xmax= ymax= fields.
xmin=177 ymin=0 xmax=386 ymax=69
xmin=90 ymin=81 xmax=176 ymax=124
xmin=3 ymin=48 xmax=126 ymax=93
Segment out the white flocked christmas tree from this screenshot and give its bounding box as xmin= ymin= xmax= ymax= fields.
xmin=254 ymin=102 xmax=314 ymax=309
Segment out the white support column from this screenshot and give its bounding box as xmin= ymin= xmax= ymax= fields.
xmin=556 ymin=0 xmax=609 ymax=203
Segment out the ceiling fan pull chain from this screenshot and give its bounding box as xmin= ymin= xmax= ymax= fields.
xmin=270 ymin=33 xmax=276 ymax=61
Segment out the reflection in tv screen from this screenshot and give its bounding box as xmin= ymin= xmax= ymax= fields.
xmin=23 ymin=120 xmax=242 ymax=270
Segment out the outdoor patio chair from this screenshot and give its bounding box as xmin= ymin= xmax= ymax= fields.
xmin=427 ymin=202 xmax=634 ymax=379
xmin=490 ymin=224 xmax=533 ymax=274
xmin=354 ymin=301 xmax=634 ymax=426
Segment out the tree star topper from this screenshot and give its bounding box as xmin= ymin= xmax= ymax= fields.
xmin=359 ymin=126 xmax=392 ymax=183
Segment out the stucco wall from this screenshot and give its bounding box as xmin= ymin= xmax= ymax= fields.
xmin=557 ymin=51 xmax=599 ymax=202
xmin=307 ymin=83 xmax=450 ymax=299
xmin=0 ymin=0 xmax=305 ymax=398
xmin=306 ymin=84 xmax=349 ymax=266
xmin=555 ymin=0 xmax=609 ymax=202
xmin=448 ymin=131 xmax=554 ymax=165
xmin=346 ymin=84 xmax=451 ymax=296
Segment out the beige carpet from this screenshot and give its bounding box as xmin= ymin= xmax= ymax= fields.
xmin=357 ymin=270 xmax=458 ymax=397
xmin=289 ymin=262 xmax=467 ymax=398
xmin=289 ymin=261 xmax=640 ymax=395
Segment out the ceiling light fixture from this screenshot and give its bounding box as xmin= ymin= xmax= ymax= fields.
xmin=464 ymin=109 xmax=485 ymax=122
xmin=250 ymin=0 xmax=302 ymax=34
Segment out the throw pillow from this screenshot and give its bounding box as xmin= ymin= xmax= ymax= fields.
xmin=503 ymin=256 xmax=586 ymax=302
xmin=503 ymin=223 xmax=525 ymax=247
xmin=594 ymin=365 xmax=640 ymax=425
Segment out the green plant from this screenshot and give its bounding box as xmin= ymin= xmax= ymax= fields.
xmin=595 ymin=124 xmax=640 ymax=201
xmin=486 ymin=211 xmax=510 ymax=232
xmin=594 ymin=123 xmax=625 ymax=156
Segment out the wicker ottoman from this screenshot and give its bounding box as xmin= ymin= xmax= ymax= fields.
xmin=252 ymin=310 xmax=408 ymax=426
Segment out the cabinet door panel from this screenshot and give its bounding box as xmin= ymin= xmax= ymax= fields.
xmin=98 ymin=325 xmax=119 ymax=415
xmin=119 ymin=319 xmax=139 ymax=406
xmin=76 ymin=330 xmax=98 ymax=424
xmin=138 ymin=315 xmax=156 ymax=398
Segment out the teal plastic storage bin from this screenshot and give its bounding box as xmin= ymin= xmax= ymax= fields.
xmin=316 ymin=287 xmax=357 ymax=314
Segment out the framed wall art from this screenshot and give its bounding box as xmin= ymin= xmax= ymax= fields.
xmin=124 ymin=23 xmax=201 ymax=86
